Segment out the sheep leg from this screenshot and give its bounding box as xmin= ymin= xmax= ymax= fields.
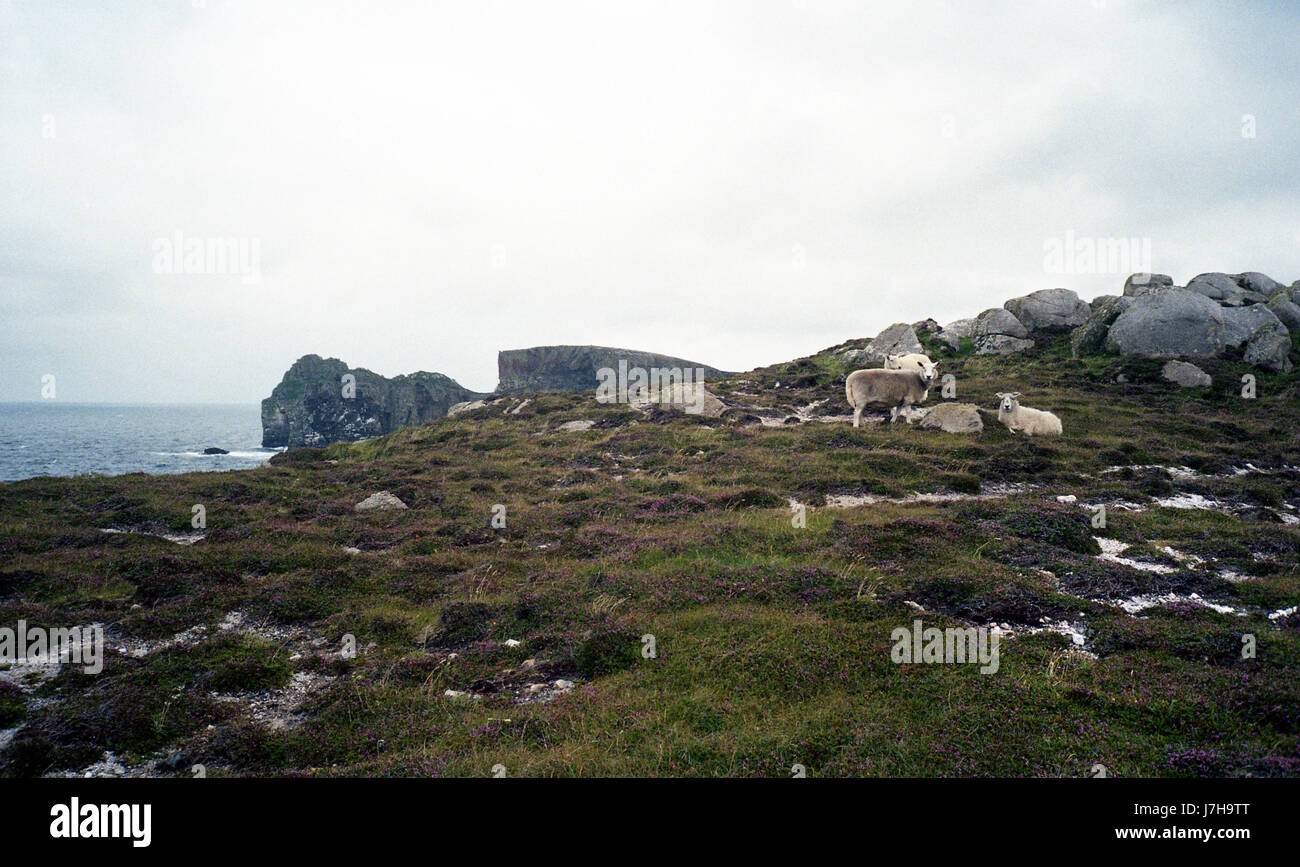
xmin=853 ymin=405 xmax=862 ymax=428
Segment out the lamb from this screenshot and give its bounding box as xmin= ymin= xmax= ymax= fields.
xmin=994 ymin=392 xmax=1062 ymax=436
xmin=884 ymin=353 xmax=939 ymax=385
xmin=845 ymin=369 xmax=931 ymax=427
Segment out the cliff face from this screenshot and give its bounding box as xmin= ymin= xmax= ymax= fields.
xmin=496 ymin=345 xmax=729 ymax=394
xmin=261 ymin=355 xmax=486 ymax=448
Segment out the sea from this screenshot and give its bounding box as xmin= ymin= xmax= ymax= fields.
xmin=0 ymin=403 xmax=282 ymax=483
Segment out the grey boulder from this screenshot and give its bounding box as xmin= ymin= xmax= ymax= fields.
xmin=1161 ymin=361 xmax=1212 ymax=388
xmin=857 ymin=323 xmax=924 ymax=363
xmin=972 ymin=308 xmax=1034 ymax=355
xmin=355 ymin=491 xmax=409 ymax=512
xmin=1003 ymin=288 xmax=1091 ymax=332
xmin=1267 ymin=291 xmax=1300 ymax=333
xmin=1104 ymin=288 xmax=1226 ymax=359
xmin=1122 ymin=273 xmax=1174 ymax=298
xmin=917 ymin=402 xmax=984 ymax=433
xmin=1070 ymin=295 xmax=1132 ymax=358
xmin=937 ymin=318 xmax=976 ymax=351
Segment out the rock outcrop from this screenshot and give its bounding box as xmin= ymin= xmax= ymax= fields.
xmin=1104 ymin=288 xmax=1226 ymax=360
xmin=1003 ymin=288 xmax=1090 ymax=332
xmin=1162 ymin=361 xmax=1212 ymax=388
xmin=917 ymin=402 xmax=984 ymax=433
xmin=971 ymin=308 xmax=1034 ymax=355
xmin=262 ymin=355 xmax=486 ymax=448
xmin=838 ymin=323 xmax=924 ymax=364
xmin=496 ymin=346 xmax=727 ymax=394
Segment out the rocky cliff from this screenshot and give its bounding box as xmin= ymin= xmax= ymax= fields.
xmin=261 ymin=355 xmax=486 ymax=448
xmin=496 ymin=345 xmax=729 ymax=393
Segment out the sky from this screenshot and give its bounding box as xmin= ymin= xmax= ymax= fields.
xmin=2 ymin=0 xmax=1299 ymax=403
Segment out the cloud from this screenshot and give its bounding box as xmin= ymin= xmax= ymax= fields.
xmin=1 ymin=0 xmax=1297 ymax=401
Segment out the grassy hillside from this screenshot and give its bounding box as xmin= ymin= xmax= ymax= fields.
xmin=3 ymin=331 xmax=1299 ymax=777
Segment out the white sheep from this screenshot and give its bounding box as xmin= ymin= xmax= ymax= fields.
xmin=995 ymin=392 xmax=1062 ymax=436
xmin=846 ymin=369 xmax=931 ymax=427
xmin=885 ymin=353 xmax=938 ymax=385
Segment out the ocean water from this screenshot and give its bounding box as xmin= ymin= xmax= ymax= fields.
xmin=0 ymin=403 xmax=281 ymax=482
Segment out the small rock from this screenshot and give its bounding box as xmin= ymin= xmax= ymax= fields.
xmin=202 ymin=447 xmax=229 ymax=455
xmin=355 ymin=491 xmax=408 ymax=512
xmin=553 ymin=679 xmax=574 ymax=689
xmin=504 ymin=639 xmax=521 ymax=648
xmin=1162 ymin=360 xmax=1212 ymax=388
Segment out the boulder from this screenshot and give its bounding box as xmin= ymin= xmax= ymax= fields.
xmin=858 ymin=323 xmax=924 ymax=363
xmin=202 ymin=447 xmax=229 ymax=455
xmin=1161 ymin=361 xmax=1212 ymax=388
xmin=355 ymin=491 xmax=408 ymax=512
xmin=1104 ymin=289 xmax=1225 ymax=359
xmin=937 ymin=318 xmax=976 ymax=351
xmin=629 ymin=382 xmax=726 ymax=417
xmin=1070 ymin=295 xmax=1132 ymax=358
xmin=1221 ymin=304 xmax=1284 ymax=348
xmin=916 ymin=402 xmax=984 ymax=433
xmin=1266 ymin=291 xmax=1300 ymax=333
xmin=1123 ymin=273 xmax=1173 ymax=297
xmin=1243 ymin=322 xmax=1293 ymax=372
xmin=1236 ymin=272 xmax=1285 ymax=296
xmin=971 ymin=308 xmax=1034 ymax=355
xmin=1186 ymin=273 xmax=1249 ymax=307
xmin=1090 ymin=294 xmax=1119 ymax=311
xmin=912 ymin=318 xmax=942 ymax=334
xmin=1003 ymin=288 xmax=1091 ymax=332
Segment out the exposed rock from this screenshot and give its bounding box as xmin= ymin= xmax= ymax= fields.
xmin=202 ymin=447 xmax=229 ymax=455
xmin=355 ymin=491 xmax=408 ymax=512
xmin=262 ymin=355 xmax=485 ymax=448
xmin=1003 ymin=288 xmax=1090 ymax=332
xmin=629 ymin=382 xmax=726 ymax=417
xmin=1266 ymin=291 xmax=1300 ymax=333
xmin=858 ymin=323 xmax=924 ymax=363
xmin=1162 ymin=361 xmax=1212 ymax=388
xmin=972 ymin=308 xmax=1034 ymax=355
xmin=1186 ymin=273 xmax=1253 ymax=307
xmin=1104 ymin=289 xmax=1225 ymax=359
xmin=496 ymin=346 xmax=727 ymax=394
xmin=1236 ymin=272 xmax=1285 ymax=296
xmin=1221 ymin=304 xmax=1284 ymax=348
xmin=1243 ymin=322 xmax=1293 ymax=372
xmin=1090 ymin=294 xmax=1119 ymax=311
xmin=447 ymin=399 xmax=490 ymax=417
xmin=1123 ymin=273 xmax=1173 ymax=297
xmin=916 ymin=402 xmax=984 ymax=433
xmin=1220 ymin=305 xmax=1293 ymax=372
xmin=912 ymin=318 xmax=942 ymax=334
xmin=1071 ymin=295 xmax=1132 ymax=357
xmin=937 ymin=317 xmax=976 ymax=351
xmin=556 ymin=419 xmax=596 ymax=431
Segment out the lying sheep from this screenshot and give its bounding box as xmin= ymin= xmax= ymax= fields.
xmin=846 ymin=369 xmax=931 ymax=427
xmin=885 ymin=353 xmax=938 ymax=385
xmin=994 ymin=392 xmax=1062 ymax=436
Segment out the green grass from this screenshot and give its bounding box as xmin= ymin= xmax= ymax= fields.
xmin=1 ymin=331 xmax=1298 ymax=777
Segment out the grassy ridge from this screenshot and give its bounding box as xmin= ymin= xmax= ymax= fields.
xmin=1 ymin=331 xmax=1298 ymax=777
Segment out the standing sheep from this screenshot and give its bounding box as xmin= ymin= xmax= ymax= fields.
xmin=884 ymin=353 xmax=939 ymax=385
xmin=846 ymin=369 xmax=932 ymax=427
xmin=994 ymin=392 xmax=1062 ymax=436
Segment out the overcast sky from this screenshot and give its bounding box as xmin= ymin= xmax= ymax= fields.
xmin=3 ymin=0 xmax=1298 ymax=403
